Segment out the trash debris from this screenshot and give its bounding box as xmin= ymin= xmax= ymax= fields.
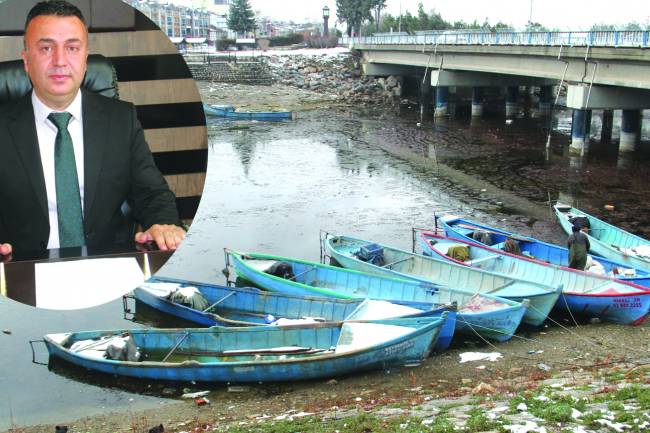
xmin=148 ymin=424 xmax=164 ymax=433
xmin=228 ymin=386 xmax=250 ymax=393
xmin=527 ymin=350 xmax=543 ymax=354
xmin=516 ymin=402 xmax=528 ymax=412
xmin=2 ymin=329 xmax=11 ymax=335
xmin=487 ymin=406 xmax=509 ymax=419
xmin=181 ymin=391 xmax=210 ymax=399
xmin=194 ymin=397 xmax=210 ymax=406
xmin=537 ymin=363 xmax=551 ymax=372
xmin=459 ymin=352 xmax=502 ymax=363
xmin=503 ymin=420 xmax=546 ymax=433
xmin=55 ymin=427 xmax=68 ymax=433
xmin=472 ymin=382 xmax=495 ymax=395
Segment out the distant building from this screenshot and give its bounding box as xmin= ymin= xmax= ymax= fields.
xmin=125 ymin=0 xmax=235 ymax=42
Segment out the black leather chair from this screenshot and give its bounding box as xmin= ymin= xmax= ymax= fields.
xmin=0 ymin=53 xmax=119 ymax=104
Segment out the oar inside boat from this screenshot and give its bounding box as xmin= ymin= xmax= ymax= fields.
xmin=203 ymin=291 xmax=236 ymax=312
xmin=381 ymin=256 xmax=414 ymax=269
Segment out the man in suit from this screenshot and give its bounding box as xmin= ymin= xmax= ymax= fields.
xmin=0 ymin=0 xmax=185 ymax=257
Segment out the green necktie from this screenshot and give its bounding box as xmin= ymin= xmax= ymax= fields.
xmin=48 ymin=112 xmax=85 ymax=248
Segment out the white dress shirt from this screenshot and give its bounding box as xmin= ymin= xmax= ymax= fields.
xmin=32 ymin=90 xmax=85 ymax=249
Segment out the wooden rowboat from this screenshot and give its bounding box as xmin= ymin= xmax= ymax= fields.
xmin=436 ymin=215 xmax=650 ymax=287
xmin=131 ymin=276 xmax=457 ymax=351
xmin=554 ymin=203 xmax=650 ymax=272
xmin=322 ymin=234 xmax=560 ymax=327
xmin=419 ymin=231 xmax=650 ymax=326
xmin=43 ymin=314 xmax=448 ymax=383
xmin=225 ymin=249 xmax=528 ymax=342
xmin=203 ymin=104 xmax=293 ymax=120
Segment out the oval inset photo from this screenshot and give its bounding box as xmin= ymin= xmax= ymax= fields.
xmin=0 ymin=0 xmax=207 ymax=309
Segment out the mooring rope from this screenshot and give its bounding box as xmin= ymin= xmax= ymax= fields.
xmin=522 ymin=298 xmax=650 ymax=357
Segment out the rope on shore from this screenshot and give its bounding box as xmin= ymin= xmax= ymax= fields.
xmin=524 ymin=300 xmax=650 ymax=357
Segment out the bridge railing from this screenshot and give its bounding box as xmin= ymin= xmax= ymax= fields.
xmin=340 ymin=30 xmax=650 ymax=48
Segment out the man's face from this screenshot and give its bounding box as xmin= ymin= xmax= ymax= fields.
xmin=22 ymin=15 xmax=88 ymax=110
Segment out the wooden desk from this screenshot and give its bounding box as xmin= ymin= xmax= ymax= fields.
xmin=1 ymin=244 xmax=172 ymax=308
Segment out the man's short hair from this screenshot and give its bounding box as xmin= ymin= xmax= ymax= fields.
xmin=25 ymin=0 xmax=86 ymax=31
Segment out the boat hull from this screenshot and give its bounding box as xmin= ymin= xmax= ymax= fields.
xmin=203 ymin=104 xmax=292 ymax=120
xmin=323 ymin=235 xmax=556 ymax=327
xmin=44 ymin=317 xmax=446 ymax=382
xmin=420 ymin=230 xmax=650 ymax=326
xmin=438 ymin=215 xmax=650 ymax=288
xmin=557 ymin=292 xmax=650 ymax=325
xmin=133 ymin=277 xmax=457 ymax=351
xmin=554 ymin=204 xmax=650 ymax=273
xmin=227 ymin=250 xmax=526 ymax=343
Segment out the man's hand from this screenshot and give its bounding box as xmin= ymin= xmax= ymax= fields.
xmin=134 ymin=225 xmax=186 ymax=251
xmin=0 ymin=243 xmax=12 ymax=263
xmin=0 ymin=243 xmax=11 ymax=256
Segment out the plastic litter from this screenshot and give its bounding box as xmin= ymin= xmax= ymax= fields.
xmin=181 ymin=391 xmax=209 ymax=399
xmin=459 ymin=352 xmax=502 ymax=363
xmin=194 ymin=397 xmax=210 ymax=406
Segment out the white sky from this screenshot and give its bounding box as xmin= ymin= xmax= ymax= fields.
xmin=242 ymin=0 xmax=649 ymax=30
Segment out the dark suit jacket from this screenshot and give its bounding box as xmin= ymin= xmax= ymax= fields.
xmin=0 ymin=90 xmax=181 ymax=253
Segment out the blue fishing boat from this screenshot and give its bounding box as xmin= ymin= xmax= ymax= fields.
xmin=203 ymin=104 xmax=293 ymax=120
xmin=554 ymin=203 xmax=650 ymax=273
xmin=225 ymin=250 xmax=528 ymax=342
xmin=437 ymin=215 xmax=650 ymax=287
xmin=132 ymin=276 xmax=457 ymax=351
xmin=322 ymin=235 xmax=560 ymax=327
xmin=43 ymin=315 xmax=448 ymax=383
xmin=419 ymin=232 xmax=650 ymax=326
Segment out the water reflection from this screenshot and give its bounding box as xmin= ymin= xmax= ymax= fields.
xmin=229 ymin=130 xmax=258 ymax=177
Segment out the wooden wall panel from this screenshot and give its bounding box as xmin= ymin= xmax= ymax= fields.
xmin=120 ymin=79 xmax=201 ymax=105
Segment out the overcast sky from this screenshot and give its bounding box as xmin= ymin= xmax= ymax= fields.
xmin=243 ymin=0 xmax=649 ymax=30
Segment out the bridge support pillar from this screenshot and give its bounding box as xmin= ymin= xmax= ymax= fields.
xmin=570 ymin=109 xmax=592 ymax=154
xmin=435 ymin=86 xmax=449 ymax=117
xmin=620 ymin=109 xmax=641 ymax=152
xmin=539 ymin=86 xmax=552 ymax=116
xmin=420 ymin=72 xmax=433 ymax=112
xmin=471 ymin=87 xmax=484 ymax=117
xmin=506 ymin=86 xmax=519 ymax=117
xmin=601 ymin=109 xmax=614 ymax=143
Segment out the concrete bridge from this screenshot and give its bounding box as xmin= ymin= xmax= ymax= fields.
xmin=341 ymin=31 xmax=650 ymax=153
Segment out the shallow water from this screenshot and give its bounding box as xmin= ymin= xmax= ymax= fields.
xmin=2 ymin=102 xmax=649 ymax=429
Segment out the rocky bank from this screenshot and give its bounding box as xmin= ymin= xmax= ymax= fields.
xmin=191 ymin=50 xmax=404 ymax=107
xmin=267 ymin=52 xmax=403 ymax=105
